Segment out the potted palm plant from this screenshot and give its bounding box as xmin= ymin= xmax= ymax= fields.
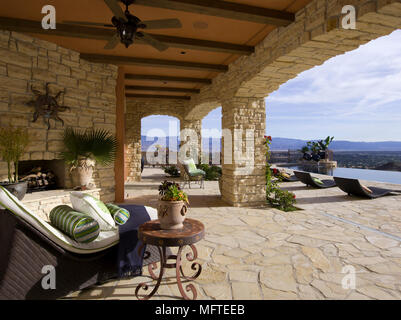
xmin=158 ymin=181 xmax=189 ymax=230
xmin=0 ymin=127 xmax=30 ymax=200
xmin=61 ymin=127 xmax=117 ymax=189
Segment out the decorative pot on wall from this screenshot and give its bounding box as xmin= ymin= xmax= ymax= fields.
xmin=157 ymin=200 xmax=188 ymax=230
xmin=0 ymin=181 xmax=28 ymax=200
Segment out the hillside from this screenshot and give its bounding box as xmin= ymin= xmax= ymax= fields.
xmin=141 ymin=136 xmax=401 ymax=152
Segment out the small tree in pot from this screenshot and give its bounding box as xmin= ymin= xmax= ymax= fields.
xmin=0 ymin=127 xmax=30 ymax=200
xmin=61 ymin=127 xmax=117 ymax=189
xmin=158 ymin=180 xmax=189 ymax=230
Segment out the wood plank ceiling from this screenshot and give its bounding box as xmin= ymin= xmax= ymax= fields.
xmin=0 ymin=0 xmax=313 ymax=100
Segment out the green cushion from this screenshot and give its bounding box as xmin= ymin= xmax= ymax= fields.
xmin=49 ymin=205 xmax=100 ymax=243
xmin=105 ymin=203 xmax=130 ymax=225
xmin=189 ymin=169 xmax=206 ymax=177
xmin=184 ymin=159 xmax=197 ymax=172
xmin=313 ymin=177 xmax=324 ymax=185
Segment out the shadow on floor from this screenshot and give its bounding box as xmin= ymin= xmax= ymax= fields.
xmin=125 ymin=194 xmax=227 ymax=208
xmin=280 ymin=185 xmax=314 ymax=191
xmin=125 ymin=184 xmax=159 ymax=190
xmin=296 ymin=195 xmax=364 ymax=205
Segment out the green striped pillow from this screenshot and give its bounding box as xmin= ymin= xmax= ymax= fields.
xmin=49 ymin=205 xmax=100 ymax=243
xmin=105 ymin=203 xmax=130 ymax=225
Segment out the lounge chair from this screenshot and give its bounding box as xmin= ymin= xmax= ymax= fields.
xmin=0 ymin=187 xmax=162 ymax=300
xmin=294 ymin=171 xmax=336 ymax=188
xmin=179 ymin=159 xmax=205 ymax=189
xmin=333 ymin=177 xmax=401 ymax=199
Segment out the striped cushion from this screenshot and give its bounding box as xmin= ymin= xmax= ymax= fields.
xmin=105 ymin=203 xmax=130 ymax=225
xmin=49 ymin=205 xmax=100 ymax=243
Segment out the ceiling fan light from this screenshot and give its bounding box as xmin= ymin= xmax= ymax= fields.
xmin=117 ymin=23 xmax=136 ymax=48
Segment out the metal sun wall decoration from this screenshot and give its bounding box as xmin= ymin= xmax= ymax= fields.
xmin=26 ymin=83 xmax=70 ymax=130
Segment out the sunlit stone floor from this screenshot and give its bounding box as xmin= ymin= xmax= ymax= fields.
xmin=66 ymin=167 xmax=401 ymax=300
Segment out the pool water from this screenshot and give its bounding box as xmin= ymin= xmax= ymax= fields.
xmin=279 ymin=164 xmax=401 ymax=185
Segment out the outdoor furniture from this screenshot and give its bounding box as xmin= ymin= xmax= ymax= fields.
xmin=0 ymin=207 xmax=164 ymax=300
xmin=179 ymin=159 xmax=205 ymax=189
xmin=333 ymin=177 xmax=401 ymax=199
xmin=294 ymin=171 xmax=337 ymax=188
xmin=135 ymin=218 xmax=204 ymax=300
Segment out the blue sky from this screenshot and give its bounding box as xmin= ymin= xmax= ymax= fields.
xmin=142 ymin=30 xmax=401 ymax=142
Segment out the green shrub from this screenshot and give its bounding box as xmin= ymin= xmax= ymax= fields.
xmin=164 ymin=165 xmax=180 ymax=177
xmin=264 ymin=135 xmax=297 ymax=212
xmin=198 ymin=164 xmax=222 ymax=181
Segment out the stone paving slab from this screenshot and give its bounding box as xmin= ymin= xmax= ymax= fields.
xmin=66 ymin=168 xmax=401 ymax=300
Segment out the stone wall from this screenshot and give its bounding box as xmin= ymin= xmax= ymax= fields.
xmin=221 ymin=98 xmax=266 ymax=207
xmin=0 ymin=31 xmax=118 ymax=202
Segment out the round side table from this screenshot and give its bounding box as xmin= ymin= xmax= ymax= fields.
xmin=135 ymin=218 xmax=205 ymax=300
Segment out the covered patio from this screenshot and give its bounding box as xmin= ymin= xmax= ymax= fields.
xmin=65 ymin=167 xmax=401 ymax=300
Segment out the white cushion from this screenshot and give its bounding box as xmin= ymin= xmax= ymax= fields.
xmin=70 ymin=191 xmax=116 ymax=231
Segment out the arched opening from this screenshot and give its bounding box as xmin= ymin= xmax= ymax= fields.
xmin=141 ymin=114 xmax=180 ymax=169
xmin=265 ymin=29 xmax=401 ymax=182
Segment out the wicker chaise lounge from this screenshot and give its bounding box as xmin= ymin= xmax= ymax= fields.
xmin=0 ymin=186 xmax=162 ymax=300
xmin=294 ymin=171 xmax=336 ymax=188
xmin=333 ymin=177 xmax=401 ymax=199
xmin=0 ymin=208 xmax=163 ymax=300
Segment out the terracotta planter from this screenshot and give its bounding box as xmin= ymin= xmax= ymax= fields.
xmin=71 ymin=166 xmax=93 ymax=188
xmin=157 ymin=200 xmax=188 ymax=230
xmin=0 ymin=181 xmax=28 ymax=200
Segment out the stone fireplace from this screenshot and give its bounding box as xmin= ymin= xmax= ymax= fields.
xmin=0 ymin=30 xmax=118 ymax=202
xmin=18 ymin=159 xmax=66 ymax=192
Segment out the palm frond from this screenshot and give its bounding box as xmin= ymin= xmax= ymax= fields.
xmin=61 ymin=127 xmax=117 ymax=167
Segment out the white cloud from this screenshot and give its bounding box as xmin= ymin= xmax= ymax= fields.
xmin=268 ymin=30 xmax=401 ymax=118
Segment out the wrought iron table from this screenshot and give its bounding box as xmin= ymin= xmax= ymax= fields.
xmin=135 ymin=218 xmax=205 ymax=300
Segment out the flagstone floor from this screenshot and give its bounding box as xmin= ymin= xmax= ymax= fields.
xmin=66 ymin=167 xmax=401 ymax=300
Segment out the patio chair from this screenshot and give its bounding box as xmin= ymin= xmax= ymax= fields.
xmin=0 ymin=188 xmax=162 ymax=300
xmin=294 ymin=171 xmax=336 ymax=188
xmin=333 ymin=177 xmax=401 ymax=199
xmin=178 ymin=159 xmax=205 ymax=189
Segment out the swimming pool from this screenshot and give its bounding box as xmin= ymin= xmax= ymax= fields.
xmin=279 ymin=164 xmax=401 ymax=185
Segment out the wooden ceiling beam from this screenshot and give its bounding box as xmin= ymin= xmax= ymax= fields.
xmin=125 ymin=74 xmax=212 ymax=84
xmin=134 ymin=0 xmax=295 ymax=26
xmin=126 ymin=94 xmax=191 ymax=100
xmin=126 ymin=85 xmax=200 ymax=93
xmin=80 ymin=54 xmax=228 ymax=72
xmin=0 ymin=17 xmax=253 ymax=55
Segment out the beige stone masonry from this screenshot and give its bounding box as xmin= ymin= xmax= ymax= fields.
xmin=0 ymin=31 xmax=118 ymax=202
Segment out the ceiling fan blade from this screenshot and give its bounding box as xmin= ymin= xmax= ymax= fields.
xmin=141 ymin=19 xmax=182 ymax=30
xmin=104 ymin=0 xmax=127 ymax=22
xmin=62 ymin=20 xmax=113 ymax=27
xmin=139 ymin=32 xmax=169 ymax=52
xmin=104 ymin=33 xmax=120 ymax=50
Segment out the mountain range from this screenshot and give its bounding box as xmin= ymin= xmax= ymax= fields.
xmin=141 ymin=136 xmax=401 ymax=152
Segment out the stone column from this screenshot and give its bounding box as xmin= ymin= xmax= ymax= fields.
xmin=125 ymin=113 xmax=142 ymax=182
xmin=179 ymin=119 xmax=202 ymax=163
xmin=221 ymin=97 xmax=266 ymax=207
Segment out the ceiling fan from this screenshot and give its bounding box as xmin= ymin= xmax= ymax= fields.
xmin=63 ymin=0 xmax=182 ymax=51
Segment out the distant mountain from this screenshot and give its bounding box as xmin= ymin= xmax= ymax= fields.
xmin=141 ymin=136 xmax=401 ymax=152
